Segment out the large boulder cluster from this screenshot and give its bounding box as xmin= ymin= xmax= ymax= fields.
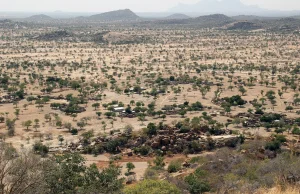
xmin=65 ymin=126 xmax=240 ymax=156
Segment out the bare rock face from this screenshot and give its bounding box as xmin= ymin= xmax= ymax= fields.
xmin=125 ymin=149 xmax=133 ymax=156
xmin=161 ymin=138 xmax=170 ymax=146
xmin=151 ymin=141 xmax=160 ymax=149
xmin=158 ymin=130 xmax=169 ymax=135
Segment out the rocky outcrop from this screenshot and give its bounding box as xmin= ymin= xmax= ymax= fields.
xmin=66 ymin=125 xmax=241 ymax=156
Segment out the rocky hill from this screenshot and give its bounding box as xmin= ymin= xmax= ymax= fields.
xmin=0 ymin=19 xmax=29 ymax=29
xmin=35 ymin=30 xmax=73 ymax=41
xmin=262 ymin=17 xmax=300 ymax=31
xmin=153 ymin=14 xmax=233 ymax=27
xmin=25 ymin=14 xmax=54 ymax=22
xmin=225 ymin=21 xmax=263 ymax=30
xmin=188 ymin=14 xmax=234 ymax=27
xmin=232 ymin=15 xmax=278 ymax=21
xmin=89 ymin=9 xmax=140 ymax=22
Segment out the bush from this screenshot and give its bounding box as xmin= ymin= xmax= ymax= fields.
xmin=134 ymin=146 xmax=151 ymax=156
xmin=292 ymin=127 xmax=300 ymax=135
xmin=106 ymin=137 xmax=128 ymax=153
xmin=190 ymin=141 xmax=203 ymax=153
xmin=153 ymin=156 xmax=165 ymax=169
xmin=190 ymin=156 xmax=207 ymax=164
xmin=124 ymin=180 xmax=181 ymax=194
xmin=255 ymin=108 xmax=264 ymax=115
xmin=92 ymin=145 xmax=104 ymax=155
xmin=274 ymin=134 xmax=287 ymax=143
xmin=0 ymin=117 xmax=5 ymax=123
xmin=185 ymin=172 xmax=210 ymax=194
xmin=145 ymin=123 xmax=157 ymax=136
xmin=179 ymin=125 xmax=190 ymax=133
xmin=223 ymin=95 xmax=246 ymax=106
xmin=260 ymin=113 xmax=282 ymax=123
xmin=265 ymin=141 xmax=281 ymax=151
xmin=190 ymin=101 xmax=204 ymax=111
xmin=167 ymin=160 xmax=182 ymax=173
xmin=144 ymin=168 xmax=159 ymax=180
xmin=33 ymin=142 xmax=49 ymax=157
xmin=70 ymin=128 xmax=78 ymax=135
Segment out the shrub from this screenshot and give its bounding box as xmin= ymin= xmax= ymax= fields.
xmin=179 ymin=125 xmax=190 ymax=133
xmin=292 ymin=127 xmax=300 ymax=135
xmin=146 ymin=123 xmax=157 ymax=136
xmin=33 ymin=142 xmax=49 ymax=157
xmin=190 ymin=156 xmax=208 ymax=164
xmin=185 ymin=172 xmax=210 ymax=194
xmin=144 ymin=168 xmax=159 ymax=180
xmin=124 ymin=180 xmax=181 ymax=194
xmin=0 ymin=117 xmax=5 ymax=123
xmin=274 ymin=135 xmax=287 ymax=143
xmin=265 ymin=141 xmax=281 ymax=151
xmin=134 ymin=146 xmax=151 ymax=156
xmin=153 ymin=156 xmax=165 ymax=169
xmin=167 ymin=160 xmax=182 ymax=173
xmin=223 ymin=95 xmax=246 ymax=106
xmin=106 ymin=137 xmax=128 ymax=153
xmin=190 ymin=141 xmax=203 ymax=153
xmin=70 ymin=128 xmax=78 ymax=135
xmin=260 ymin=113 xmax=282 ymax=123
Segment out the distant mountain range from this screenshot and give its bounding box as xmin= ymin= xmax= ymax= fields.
xmin=2 ymin=0 xmax=300 ymax=20
xmin=3 ymin=8 xmax=300 ymax=32
xmin=170 ymin=0 xmax=300 ymax=16
xmin=170 ymin=0 xmax=262 ymax=13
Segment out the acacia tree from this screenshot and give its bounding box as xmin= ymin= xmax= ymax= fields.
xmin=6 ymin=119 xmax=16 ymax=136
xmin=92 ymin=102 xmax=100 ymax=110
xmin=96 ymin=112 xmax=102 ymax=119
xmin=199 ymin=87 xmax=208 ymax=99
xmin=34 ymin=119 xmax=40 ymax=132
xmin=126 ymin=162 xmax=135 ymax=174
xmin=45 ymin=153 xmax=124 ymax=194
xmin=64 ymin=122 xmax=72 ymax=132
xmin=239 ymin=86 xmax=247 ymax=96
xmin=0 ymin=143 xmax=51 ymax=194
xmin=22 ymin=120 xmax=32 ymax=130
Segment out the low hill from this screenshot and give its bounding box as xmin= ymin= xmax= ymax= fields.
xmin=36 ymin=30 xmax=73 ymax=41
xmin=0 ymin=19 xmax=14 ymax=28
xmin=263 ymin=17 xmax=300 ymax=31
xmin=89 ymin=9 xmax=140 ymax=22
xmin=232 ymin=15 xmax=278 ymax=21
xmin=189 ymin=14 xmax=234 ymax=27
xmin=225 ymin=21 xmax=263 ymax=30
xmin=151 ymin=14 xmax=234 ymax=27
xmin=0 ymin=19 xmax=28 ymax=29
xmin=25 ymin=14 xmax=53 ymax=22
xmin=292 ymin=15 xmax=300 ymax=19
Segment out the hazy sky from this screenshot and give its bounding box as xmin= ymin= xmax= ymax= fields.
xmin=1 ymin=0 xmax=300 ymax=12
